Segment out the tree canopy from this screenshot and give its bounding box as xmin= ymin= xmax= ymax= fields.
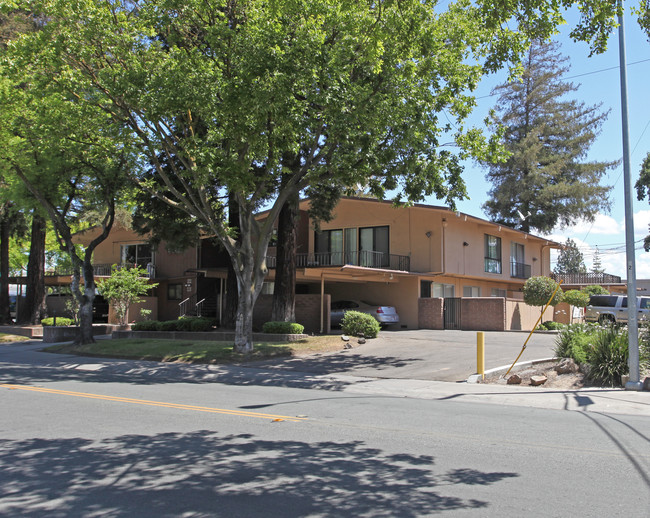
xmin=0 ymin=0 xmax=635 ymax=350
xmin=554 ymin=238 xmax=587 ymax=275
xmin=481 ymin=39 xmax=615 ymax=233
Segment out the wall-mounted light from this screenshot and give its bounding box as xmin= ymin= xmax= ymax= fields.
xmin=425 ymin=231 xmax=432 ymax=238
xmin=532 ymin=257 xmax=538 ymax=262
xmin=463 ymin=242 xmax=469 ymax=247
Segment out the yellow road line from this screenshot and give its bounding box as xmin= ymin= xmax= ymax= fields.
xmin=1 ymin=384 xmax=306 ymax=422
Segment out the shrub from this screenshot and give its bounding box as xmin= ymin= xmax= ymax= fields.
xmin=190 ymin=318 xmax=214 ymax=332
xmin=537 ymin=321 xmax=565 ymax=331
xmin=582 ymin=285 xmax=609 ymax=296
xmin=132 ymin=320 xmax=160 ymax=331
xmin=523 ymin=276 xmax=563 ymax=308
xmin=588 ymin=326 xmax=629 ymax=387
xmin=41 ymin=317 xmax=74 ymax=327
xmin=341 ymin=311 xmax=381 ymax=339
xmin=157 ymin=320 xmax=179 ymax=332
xmin=563 ymin=290 xmax=590 ymax=309
xmin=262 ymin=321 xmax=305 ymax=334
xmin=554 ymin=323 xmax=596 ymax=361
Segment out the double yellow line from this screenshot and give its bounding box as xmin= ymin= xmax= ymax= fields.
xmin=1 ymin=384 xmax=306 ymax=422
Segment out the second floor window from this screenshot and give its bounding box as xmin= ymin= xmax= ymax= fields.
xmin=484 ymin=234 xmax=502 ymax=274
xmin=121 ymin=243 xmax=153 ymax=269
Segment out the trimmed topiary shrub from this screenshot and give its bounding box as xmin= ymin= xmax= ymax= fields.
xmin=262 ymin=321 xmax=305 ymax=334
xmin=41 ymin=317 xmax=74 ymax=327
xmin=132 ymin=320 xmax=161 ymax=331
xmin=341 ymin=311 xmax=381 ymax=339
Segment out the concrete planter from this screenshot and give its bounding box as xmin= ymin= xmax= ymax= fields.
xmin=42 ymin=324 xmax=120 ymax=343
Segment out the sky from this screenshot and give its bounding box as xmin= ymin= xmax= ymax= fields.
xmin=424 ymin=5 xmax=650 ymax=281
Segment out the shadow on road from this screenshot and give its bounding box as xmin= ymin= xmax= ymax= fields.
xmin=0 ymin=430 xmax=518 ymax=517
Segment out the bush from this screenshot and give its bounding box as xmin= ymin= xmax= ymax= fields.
xmin=588 ymin=326 xmax=629 ymax=387
xmin=537 ymin=321 xmax=565 ymax=331
xmin=262 ymin=321 xmax=305 ymax=334
xmin=341 ymin=311 xmax=381 ymax=339
xmin=554 ymin=323 xmax=596 ymax=362
xmin=132 ymin=320 xmax=161 ymax=331
xmin=157 ymin=320 xmax=179 ymax=332
xmin=563 ymin=290 xmax=590 ymax=309
xmin=190 ymin=318 xmax=214 ymax=332
xmin=523 ymin=276 xmax=563 ymax=308
xmin=41 ymin=317 xmax=74 ymax=327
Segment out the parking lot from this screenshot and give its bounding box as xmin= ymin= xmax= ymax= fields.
xmin=253 ymin=329 xmax=558 ymax=382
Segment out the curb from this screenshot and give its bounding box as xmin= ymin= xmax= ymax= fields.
xmin=466 ymin=357 xmax=557 ymax=383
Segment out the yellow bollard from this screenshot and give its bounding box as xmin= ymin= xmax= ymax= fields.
xmin=477 ymin=332 xmax=485 ymax=380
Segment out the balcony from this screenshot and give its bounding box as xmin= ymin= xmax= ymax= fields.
xmin=551 ymin=272 xmax=622 ymax=285
xmin=266 ymin=251 xmax=410 ymax=272
xmin=510 ymin=261 xmax=532 ymax=279
xmin=45 ymin=262 xmax=156 ymax=278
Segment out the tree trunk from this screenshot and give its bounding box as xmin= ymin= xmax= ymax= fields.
xmin=73 ymin=256 xmax=96 ymax=345
xmin=222 ymin=194 xmax=240 ymax=329
xmin=271 ymin=189 xmax=298 ymax=322
xmin=0 ymin=218 xmax=11 ymax=324
xmin=19 ymin=214 xmax=46 ymax=324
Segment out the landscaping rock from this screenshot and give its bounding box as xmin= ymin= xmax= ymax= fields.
xmin=555 ymin=358 xmax=579 ymax=374
xmin=530 ymin=375 xmax=548 ymax=386
xmin=507 ymin=374 xmax=522 ymax=385
xmin=341 ymin=335 xmax=349 ymax=341
xmin=358 ymin=337 xmax=366 ymax=344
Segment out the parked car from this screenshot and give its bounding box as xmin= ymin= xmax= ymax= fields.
xmin=584 ymin=295 xmax=650 ymax=324
xmin=330 ymin=300 xmax=399 ymax=327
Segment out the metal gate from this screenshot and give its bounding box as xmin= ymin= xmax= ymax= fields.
xmin=443 ymin=298 xmax=462 ymax=330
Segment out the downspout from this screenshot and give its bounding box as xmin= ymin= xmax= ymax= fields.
xmin=320 ymin=272 xmax=325 ymax=334
xmin=441 ymin=218 xmax=447 ymax=274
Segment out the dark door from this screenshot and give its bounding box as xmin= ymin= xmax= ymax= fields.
xmin=443 ymin=298 xmax=462 ymax=330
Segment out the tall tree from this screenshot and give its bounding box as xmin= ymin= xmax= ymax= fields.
xmin=591 ymin=247 xmax=604 ymax=274
xmin=5 ymin=0 xmax=625 ymax=352
xmin=554 ymin=238 xmax=587 ymax=275
xmin=635 ymin=152 xmax=650 ymax=251
xmin=482 ymin=39 xmax=615 ymax=233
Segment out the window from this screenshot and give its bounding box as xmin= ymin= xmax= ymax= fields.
xmin=167 ymin=283 xmax=183 ymax=300
xmin=121 ymin=243 xmax=153 ymax=269
xmin=261 ymin=282 xmax=274 ymax=295
xmin=491 ymin=288 xmax=507 ymax=298
xmin=315 ymin=229 xmax=344 ymax=265
xmin=432 ymin=282 xmax=455 ymax=298
xmin=484 ymin=234 xmax=502 ymax=274
xmin=360 ymin=226 xmax=389 ymax=267
xmin=420 ymin=280 xmax=432 ymax=298
xmin=315 ymin=226 xmax=389 ymax=267
xmin=463 ymin=286 xmax=481 ymax=297
xmin=510 ymin=242 xmax=529 ymax=278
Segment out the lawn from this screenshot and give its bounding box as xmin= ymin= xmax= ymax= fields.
xmin=0 ymin=333 xmax=30 ymax=343
xmin=44 ymin=334 xmax=345 ymax=364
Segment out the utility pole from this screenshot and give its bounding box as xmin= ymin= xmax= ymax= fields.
xmin=618 ymin=0 xmax=642 ymax=390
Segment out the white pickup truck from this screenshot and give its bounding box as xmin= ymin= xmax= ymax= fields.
xmin=584 ymin=295 xmax=650 ymax=324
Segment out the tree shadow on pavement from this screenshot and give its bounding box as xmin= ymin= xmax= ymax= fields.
xmin=0 ymin=350 xmax=423 ymax=391
xmin=0 ymin=430 xmax=518 ymax=517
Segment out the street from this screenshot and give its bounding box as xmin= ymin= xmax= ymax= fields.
xmin=1 ymin=340 xmax=649 ymax=517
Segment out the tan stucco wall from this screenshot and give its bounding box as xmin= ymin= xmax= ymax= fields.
xmin=311 ymin=198 xmax=555 ymax=285
xmin=505 ymin=299 xmax=554 ymax=331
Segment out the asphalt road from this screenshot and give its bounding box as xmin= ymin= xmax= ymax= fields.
xmin=1 ymin=338 xmax=649 ymax=517
xmin=251 ymin=329 xmax=558 ymax=381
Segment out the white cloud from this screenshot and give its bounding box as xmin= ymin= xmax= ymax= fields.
xmin=551 ymin=213 xmax=622 ymax=237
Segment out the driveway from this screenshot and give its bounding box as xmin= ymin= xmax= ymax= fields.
xmin=249 ymin=329 xmax=558 ymax=382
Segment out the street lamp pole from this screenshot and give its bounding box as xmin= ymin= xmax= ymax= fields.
xmin=618 ymin=0 xmax=642 ymax=390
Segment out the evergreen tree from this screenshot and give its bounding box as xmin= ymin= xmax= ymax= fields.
xmin=482 ymin=39 xmax=615 ymax=233
xmin=591 ymin=247 xmax=604 ymax=274
xmin=554 ymin=238 xmax=587 ymax=275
